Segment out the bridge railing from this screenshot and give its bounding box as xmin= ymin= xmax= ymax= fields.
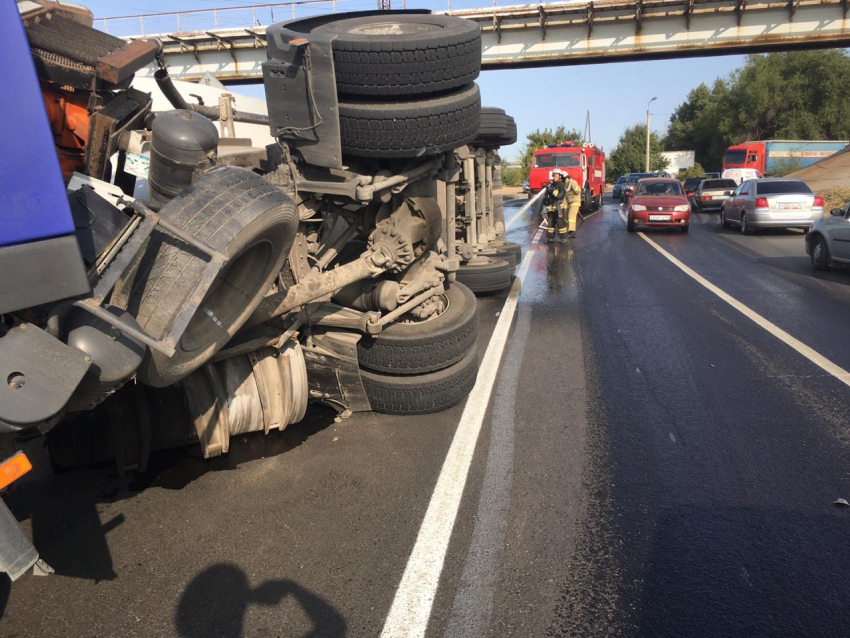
xmin=94 ymin=0 xmax=351 ymax=36
xmin=93 ymin=0 xmax=515 ymax=37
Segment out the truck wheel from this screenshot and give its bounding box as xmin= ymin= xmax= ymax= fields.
xmin=339 ymin=83 xmax=480 ymax=158
xmin=580 ymin=187 xmax=592 ymax=214
xmin=473 ymin=107 xmax=508 ymax=147
xmin=480 ymin=241 xmax=522 ymax=269
xmin=358 ymin=282 xmax=478 ymax=375
xmin=495 ymin=241 xmax=522 ymax=265
xmin=479 ymin=247 xmax=516 ymax=269
xmin=455 ymin=257 xmax=513 ymax=294
xmin=502 ymin=116 xmax=518 ymax=145
xmin=309 ymin=13 xmax=481 ymax=98
xmin=811 ymin=234 xmax=830 ymax=271
xmin=362 ymin=344 xmax=478 ymax=415
xmin=123 ymin=168 xmax=299 ymax=387
xmin=478 ymin=107 xmax=508 ymax=137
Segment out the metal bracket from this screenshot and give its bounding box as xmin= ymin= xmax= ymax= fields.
xmin=264 ymin=24 xmax=342 ymax=170
xmin=493 ymin=14 xmax=502 ymax=43
xmin=843 ymin=0 xmax=849 ymax=18
xmin=587 ymin=2 xmax=594 ymax=38
xmin=685 ymin=0 xmax=694 ymax=29
xmin=736 ymin=0 xmax=747 ymax=25
xmin=538 ymin=6 xmax=547 ymax=40
xmin=635 ymin=0 xmax=643 ymax=35
xmin=206 ymin=31 xmax=238 ymax=64
xmin=788 ymin=0 xmax=800 ymax=21
xmin=245 ymin=28 xmax=267 ymax=48
xmin=170 ymin=35 xmax=200 ymax=63
xmin=365 ymin=284 xmax=445 ymax=334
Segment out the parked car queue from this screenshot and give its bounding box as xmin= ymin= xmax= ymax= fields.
xmin=616 ymin=173 xmax=845 ymax=276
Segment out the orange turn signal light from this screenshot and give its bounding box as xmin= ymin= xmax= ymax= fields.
xmin=0 ymin=452 xmax=32 ymax=490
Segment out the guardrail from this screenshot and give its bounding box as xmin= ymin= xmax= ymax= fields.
xmin=94 ymin=0 xmax=506 ymax=36
xmin=95 ymin=0 xmax=346 ymax=36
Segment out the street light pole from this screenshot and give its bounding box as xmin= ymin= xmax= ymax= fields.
xmin=645 ymin=96 xmax=657 ymax=172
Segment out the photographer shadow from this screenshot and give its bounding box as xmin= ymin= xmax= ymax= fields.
xmin=176 ymin=563 xmax=346 ymax=638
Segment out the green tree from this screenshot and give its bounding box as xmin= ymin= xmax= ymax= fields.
xmin=666 ymin=80 xmax=732 ymax=170
xmin=501 ymin=166 xmax=523 ymax=186
xmin=678 ymin=162 xmax=706 ymax=180
xmin=608 ymin=124 xmax=668 ymax=177
xmin=519 ymin=127 xmax=585 ymax=179
xmin=666 ymin=50 xmax=850 ymax=172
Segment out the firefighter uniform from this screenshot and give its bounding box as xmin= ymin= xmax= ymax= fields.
xmin=560 ymin=175 xmax=582 ymax=238
xmin=543 ymin=172 xmax=567 ymax=243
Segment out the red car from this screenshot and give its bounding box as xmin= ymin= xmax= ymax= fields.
xmin=627 ymin=178 xmax=692 ymax=233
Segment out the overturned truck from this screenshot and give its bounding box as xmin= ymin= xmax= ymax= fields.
xmin=0 ymin=2 xmax=520 ymax=579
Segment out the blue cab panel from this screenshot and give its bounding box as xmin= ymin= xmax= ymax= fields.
xmin=0 ymin=3 xmax=76 ymax=248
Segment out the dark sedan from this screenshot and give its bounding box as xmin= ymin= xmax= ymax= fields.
xmin=612 ymin=175 xmax=627 ymax=200
xmin=683 ymin=177 xmax=704 ymax=205
xmin=621 ymin=172 xmax=655 ymax=204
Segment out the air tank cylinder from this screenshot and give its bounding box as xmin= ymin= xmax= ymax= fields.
xmin=148 ymin=109 xmax=218 ymax=203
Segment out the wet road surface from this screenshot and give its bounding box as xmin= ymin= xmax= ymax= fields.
xmin=2 ymin=195 xmax=850 ymax=637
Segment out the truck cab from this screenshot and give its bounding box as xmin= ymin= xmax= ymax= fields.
xmin=723 ymin=143 xmax=765 ymax=175
xmin=528 ymin=142 xmax=605 ymax=211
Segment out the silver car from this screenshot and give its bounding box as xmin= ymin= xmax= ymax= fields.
xmin=806 ymin=203 xmax=850 ymax=270
xmin=694 ymin=178 xmax=737 ymax=212
xmin=720 ymin=178 xmax=824 ymax=234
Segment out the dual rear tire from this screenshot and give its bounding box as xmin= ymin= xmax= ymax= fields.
xmin=357 ymin=283 xmax=480 ymax=415
xmin=290 ymin=12 xmax=483 ymax=158
xmin=456 ymin=257 xmax=514 ymax=294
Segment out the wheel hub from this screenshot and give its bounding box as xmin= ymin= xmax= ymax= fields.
xmin=345 ymin=22 xmax=443 ymax=36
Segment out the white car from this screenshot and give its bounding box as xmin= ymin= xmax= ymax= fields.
xmin=806 ymin=203 xmax=850 ymax=270
xmin=722 ymin=168 xmax=762 ymax=185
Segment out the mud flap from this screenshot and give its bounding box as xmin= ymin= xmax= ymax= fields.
xmin=0 ymin=499 xmax=38 ymax=581
xmin=302 ymin=330 xmax=371 ymax=413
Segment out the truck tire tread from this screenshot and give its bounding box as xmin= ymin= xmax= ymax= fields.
xmin=313 ymin=13 xmax=481 ymax=97
xmin=362 ymin=344 xmax=478 ymax=415
xmin=339 ymin=83 xmax=480 ymax=158
xmin=358 ymin=283 xmax=478 ymax=375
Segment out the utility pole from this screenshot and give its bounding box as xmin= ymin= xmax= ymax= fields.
xmin=645 ymin=96 xmax=657 ymax=172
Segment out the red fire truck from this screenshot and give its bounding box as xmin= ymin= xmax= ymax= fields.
xmin=528 ymin=142 xmax=606 ymax=211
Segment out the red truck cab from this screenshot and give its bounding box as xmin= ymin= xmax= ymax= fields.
xmin=722 ymin=143 xmax=765 ymax=175
xmin=528 ymin=143 xmax=606 ymax=211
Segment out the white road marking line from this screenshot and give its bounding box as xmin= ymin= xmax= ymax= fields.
xmin=506 ymin=191 xmax=544 ymax=230
xmin=380 ymin=251 xmax=537 ymax=638
xmin=617 ymin=210 xmax=850 ymax=387
xmin=532 ymin=228 xmax=543 ymax=244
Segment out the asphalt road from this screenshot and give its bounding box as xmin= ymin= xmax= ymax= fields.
xmin=2 ymin=195 xmax=850 ymax=637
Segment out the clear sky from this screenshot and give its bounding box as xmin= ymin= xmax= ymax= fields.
xmin=83 ymin=0 xmax=748 ymax=162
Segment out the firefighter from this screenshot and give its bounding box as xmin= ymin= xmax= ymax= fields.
xmin=543 ymin=169 xmax=567 ymax=243
xmin=560 ymin=172 xmax=583 ymax=238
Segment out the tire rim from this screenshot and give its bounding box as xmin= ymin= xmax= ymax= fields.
xmin=180 ymin=240 xmax=274 ymax=353
xmin=814 ymin=241 xmax=823 ymax=263
xmin=343 ymin=21 xmax=444 ymax=36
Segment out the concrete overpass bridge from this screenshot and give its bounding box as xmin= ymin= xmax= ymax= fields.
xmin=100 ymin=0 xmax=850 ymax=82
